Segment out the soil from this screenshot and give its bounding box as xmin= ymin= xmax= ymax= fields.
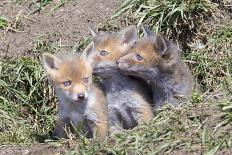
xmin=0 ymin=0 xmax=121 ymax=59
xmin=0 ymin=143 xmax=67 ymax=155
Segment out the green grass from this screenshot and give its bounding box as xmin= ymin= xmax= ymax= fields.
xmin=112 ymin=0 xmax=212 ymax=44
xmin=65 ymin=97 xmax=232 ymax=154
xmin=0 ymin=57 xmax=56 ymax=144
xmin=0 ymin=16 xmax=8 ymax=29
xmin=185 ymin=25 xmax=232 ymax=91
xmin=26 ymin=0 xmax=67 ymax=15
xmin=0 ymin=0 xmax=232 ymax=154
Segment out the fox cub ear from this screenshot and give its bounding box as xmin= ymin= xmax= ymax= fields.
xmin=81 ymin=42 xmax=94 ymax=61
xmin=154 ymin=34 xmax=169 ymax=56
xmin=41 ymin=53 xmax=62 ymax=72
xmin=89 ymin=26 xmax=97 ymax=37
xmin=118 ymin=25 xmax=137 ymax=46
xmin=141 ymin=26 xmax=170 ymax=57
xmin=141 ymin=24 xmax=155 ymax=38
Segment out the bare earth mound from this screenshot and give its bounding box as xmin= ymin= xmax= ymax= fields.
xmin=0 ymin=0 xmax=121 ymax=58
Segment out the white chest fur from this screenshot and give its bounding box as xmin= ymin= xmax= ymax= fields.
xmin=57 ymin=89 xmax=97 ymax=126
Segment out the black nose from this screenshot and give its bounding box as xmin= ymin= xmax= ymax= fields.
xmin=116 ymin=60 xmax=121 ymax=64
xmin=77 ymin=93 xmax=85 ymax=99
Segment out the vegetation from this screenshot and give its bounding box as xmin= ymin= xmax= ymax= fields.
xmin=112 ymin=0 xmax=212 ymax=45
xmin=0 ymin=16 xmax=7 ymax=29
xmin=0 ymin=0 xmax=231 ymax=154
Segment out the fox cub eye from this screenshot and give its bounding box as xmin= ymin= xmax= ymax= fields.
xmin=83 ymin=77 xmax=89 ymax=84
xmin=100 ymin=50 xmax=109 ymax=56
xmin=136 ymin=54 xmax=143 ymax=61
xmin=63 ymin=80 xmax=71 ymax=87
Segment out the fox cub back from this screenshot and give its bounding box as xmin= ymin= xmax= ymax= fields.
xmin=84 ymin=26 xmax=153 ymax=134
xmin=41 ymin=47 xmax=108 ymax=140
xmin=118 ymin=26 xmax=193 ymax=107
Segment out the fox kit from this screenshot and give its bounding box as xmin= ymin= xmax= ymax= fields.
xmin=41 ymin=48 xmax=108 ymax=140
xmin=118 ymin=26 xmax=193 ymax=107
xmin=83 ymin=25 xmax=153 ymax=134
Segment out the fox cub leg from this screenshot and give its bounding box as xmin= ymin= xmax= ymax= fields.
xmin=137 ymin=105 xmax=153 ymax=125
xmin=93 ymin=122 xmax=108 ymax=141
xmin=109 ymin=125 xmax=125 ymax=136
xmin=52 ymin=117 xmax=71 ymax=139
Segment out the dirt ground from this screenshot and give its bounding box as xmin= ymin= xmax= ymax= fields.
xmin=0 ymin=144 xmax=67 ymax=155
xmin=0 ymin=0 xmax=121 ymax=59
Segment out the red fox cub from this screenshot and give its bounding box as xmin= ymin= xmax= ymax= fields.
xmin=41 ymin=46 xmax=108 ymax=140
xmin=83 ymin=25 xmax=153 ymax=134
xmin=118 ymin=26 xmax=193 ymax=107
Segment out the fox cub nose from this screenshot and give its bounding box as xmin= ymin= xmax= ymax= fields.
xmin=77 ymin=93 xmax=85 ymax=100
xmin=117 ymin=59 xmax=127 ymax=65
xmin=117 ymin=59 xmax=128 ymax=69
xmin=116 ymin=59 xmax=123 ymax=64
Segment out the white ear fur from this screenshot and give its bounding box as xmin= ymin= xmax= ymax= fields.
xmin=141 ymin=24 xmax=155 ymax=38
xmin=80 ymin=42 xmax=95 ymax=61
xmin=118 ymin=25 xmax=137 ymax=47
xmin=89 ymin=26 xmax=97 ymax=37
xmin=41 ymin=53 xmax=62 ymax=73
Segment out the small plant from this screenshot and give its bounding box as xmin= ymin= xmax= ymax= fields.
xmin=0 ymin=16 xmax=8 ymax=29
xmin=32 ymin=0 xmax=52 ymax=10
xmin=29 ymin=0 xmax=66 ymax=15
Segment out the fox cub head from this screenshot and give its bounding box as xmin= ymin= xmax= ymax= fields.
xmin=118 ymin=26 xmax=180 ymax=75
xmin=83 ymin=25 xmax=137 ymax=77
xmin=41 ymin=44 xmax=94 ymax=102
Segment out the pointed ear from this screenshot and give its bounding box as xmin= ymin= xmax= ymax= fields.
xmin=89 ymin=26 xmax=97 ymax=37
xmin=141 ymin=24 xmax=155 ymax=38
xmin=41 ymin=53 xmax=62 ymax=73
xmin=80 ymin=42 xmax=95 ymax=61
xmin=154 ymin=34 xmax=168 ymax=55
xmin=118 ymin=25 xmax=137 ymax=46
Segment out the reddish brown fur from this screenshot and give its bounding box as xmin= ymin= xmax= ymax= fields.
xmin=133 ymin=93 xmax=153 ymax=124
xmin=42 ymin=53 xmax=108 ymax=140
xmin=118 ymin=34 xmax=193 ymax=106
xmin=91 ymin=86 xmax=108 ymax=140
xmin=49 ymin=57 xmax=93 ymax=94
xmin=91 ymin=34 xmax=129 ymax=66
xmin=121 ymin=38 xmax=172 ymax=68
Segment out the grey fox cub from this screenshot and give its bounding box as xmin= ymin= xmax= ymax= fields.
xmin=41 ymin=46 xmax=108 ymax=140
xmin=118 ymin=26 xmax=193 ymax=107
xmin=83 ymin=25 xmax=153 ymax=134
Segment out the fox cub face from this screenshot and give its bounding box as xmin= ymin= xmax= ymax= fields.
xmin=84 ymin=25 xmax=137 ymax=77
xmin=118 ymin=27 xmax=180 ymax=74
xmin=42 ymin=51 xmax=93 ymax=102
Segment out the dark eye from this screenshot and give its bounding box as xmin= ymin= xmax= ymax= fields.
xmin=63 ymin=80 xmax=71 ymax=87
xmin=100 ymin=50 xmax=109 ymax=56
xmin=136 ymin=54 xmax=143 ymax=61
xmin=83 ymin=77 xmax=89 ymax=84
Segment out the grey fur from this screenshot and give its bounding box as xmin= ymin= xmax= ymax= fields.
xmin=54 ymin=85 xmax=98 ymax=138
xmin=95 ymin=70 xmax=151 ymax=130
